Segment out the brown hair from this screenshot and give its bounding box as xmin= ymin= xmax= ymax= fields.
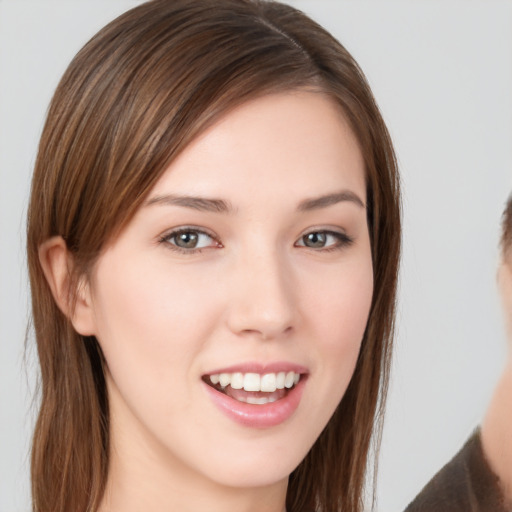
xmin=27 ymin=1 xmax=401 ymax=511
xmin=502 ymin=194 xmax=512 ymax=262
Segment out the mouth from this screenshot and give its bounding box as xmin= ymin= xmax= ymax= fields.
xmin=202 ymin=371 xmax=303 ymax=405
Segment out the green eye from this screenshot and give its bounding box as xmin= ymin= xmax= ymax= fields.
xmin=302 ymin=232 xmax=327 ymax=248
xmin=160 ymin=228 xmax=219 ymax=252
xmin=174 ymin=231 xmax=200 ymax=249
xmin=296 ymin=230 xmax=353 ymax=250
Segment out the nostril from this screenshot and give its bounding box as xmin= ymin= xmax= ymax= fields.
xmin=237 ymin=325 xmax=294 ymax=342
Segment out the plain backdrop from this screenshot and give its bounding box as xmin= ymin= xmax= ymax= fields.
xmin=1 ymin=1 xmax=511 ymax=511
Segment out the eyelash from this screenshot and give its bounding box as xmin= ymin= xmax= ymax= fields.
xmin=158 ymin=227 xmax=354 ymax=254
xmin=158 ymin=227 xmax=221 ymax=254
xmin=295 ymin=230 xmax=354 ymax=252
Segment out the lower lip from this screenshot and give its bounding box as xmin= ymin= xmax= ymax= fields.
xmin=202 ymin=377 xmax=306 ymax=428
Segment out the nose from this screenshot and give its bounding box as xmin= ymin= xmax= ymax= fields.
xmin=225 ymin=248 xmax=296 ymax=341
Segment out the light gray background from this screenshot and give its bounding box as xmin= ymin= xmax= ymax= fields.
xmin=1 ymin=1 xmax=511 ymax=511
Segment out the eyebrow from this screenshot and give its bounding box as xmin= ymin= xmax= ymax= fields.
xmin=297 ymin=190 xmax=365 ymax=211
xmin=144 ymin=194 xmax=233 ymax=213
xmin=144 ymin=189 xmax=365 ymax=214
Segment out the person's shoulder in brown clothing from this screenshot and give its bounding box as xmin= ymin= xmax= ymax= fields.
xmin=405 ymin=429 xmax=508 ymax=512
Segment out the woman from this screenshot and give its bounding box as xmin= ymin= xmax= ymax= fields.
xmin=26 ymin=1 xmax=400 ymax=511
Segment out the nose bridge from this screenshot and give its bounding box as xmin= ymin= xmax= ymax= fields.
xmin=227 ymin=240 xmax=296 ymax=339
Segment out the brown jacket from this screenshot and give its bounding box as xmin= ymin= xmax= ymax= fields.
xmin=405 ymin=430 xmax=508 ymax=512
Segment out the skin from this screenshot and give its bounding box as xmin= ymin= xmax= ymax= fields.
xmin=481 ymin=259 xmax=512 ymax=505
xmin=40 ymin=91 xmax=373 ymax=512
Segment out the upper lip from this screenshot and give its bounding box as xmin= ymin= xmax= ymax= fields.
xmin=203 ymin=361 xmax=308 ymax=376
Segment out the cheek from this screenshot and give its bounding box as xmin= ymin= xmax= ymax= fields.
xmin=89 ymin=253 xmax=219 ymax=395
xmin=289 ymin=252 xmax=373 ymax=445
xmin=305 ymin=255 xmax=373 ymax=351
xmin=302 ymin=252 xmax=373 ymax=403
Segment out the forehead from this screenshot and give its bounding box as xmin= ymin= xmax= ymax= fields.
xmin=150 ymin=90 xmax=366 ymax=205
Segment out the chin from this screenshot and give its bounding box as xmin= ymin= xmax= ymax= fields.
xmin=186 ymin=436 xmax=310 ymax=490
xmin=203 ymin=461 xmax=294 ymax=489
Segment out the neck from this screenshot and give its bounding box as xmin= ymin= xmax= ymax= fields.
xmin=481 ymin=359 xmax=512 ymax=506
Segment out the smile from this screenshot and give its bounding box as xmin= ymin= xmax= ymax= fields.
xmin=202 ymin=366 xmax=307 ymax=428
xmin=204 ymin=371 xmax=301 ymax=404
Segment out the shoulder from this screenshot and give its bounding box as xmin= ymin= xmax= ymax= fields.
xmin=404 ymin=429 xmax=508 ymax=512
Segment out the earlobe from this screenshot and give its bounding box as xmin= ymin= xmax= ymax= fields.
xmin=38 ymin=236 xmax=96 ymax=336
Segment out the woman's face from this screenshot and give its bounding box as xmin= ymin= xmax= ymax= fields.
xmin=84 ymin=91 xmax=373 ymax=492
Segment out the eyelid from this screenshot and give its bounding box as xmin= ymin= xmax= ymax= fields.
xmin=157 ymin=226 xmax=352 ymax=253
xmin=158 ymin=226 xmax=222 ymax=253
xmin=295 ymin=228 xmax=354 ymax=250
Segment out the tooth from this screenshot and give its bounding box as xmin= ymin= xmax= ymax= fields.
xmin=210 ymin=374 xmax=220 ymax=385
xmin=276 ymin=372 xmax=286 ymax=389
xmin=230 ymin=372 xmax=244 ymax=389
xmin=261 ymin=373 xmax=277 ymax=392
xmin=243 ymin=373 xmax=261 ymax=392
xmin=219 ymin=373 xmax=231 ymax=388
xmin=246 ymin=396 xmax=269 ymax=405
xmin=293 ymin=373 xmax=300 ymax=385
xmin=268 ymin=396 xmax=277 ymax=403
xmin=284 ymin=371 xmax=295 ymax=389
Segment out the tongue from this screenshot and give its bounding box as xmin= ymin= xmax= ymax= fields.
xmin=225 ymin=386 xmax=287 ymax=402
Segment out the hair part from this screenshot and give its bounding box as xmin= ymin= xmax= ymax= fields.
xmin=27 ymin=1 xmax=401 ymax=511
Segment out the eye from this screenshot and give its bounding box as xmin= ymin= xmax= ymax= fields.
xmin=295 ymin=230 xmax=353 ymax=250
xmin=159 ymin=228 xmax=220 ymax=252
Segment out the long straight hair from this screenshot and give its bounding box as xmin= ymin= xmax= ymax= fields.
xmin=27 ymin=1 xmax=401 ymax=511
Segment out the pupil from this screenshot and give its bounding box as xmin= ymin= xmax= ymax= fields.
xmin=305 ymin=232 xmax=326 ymax=248
xmin=176 ymin=232 xmax=198 ymax=248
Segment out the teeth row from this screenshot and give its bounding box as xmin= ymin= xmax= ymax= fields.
xmin=236 ymin=395 xmax=278 ymax=405
xmin=209 ymin=371 xmax=300 ymax=392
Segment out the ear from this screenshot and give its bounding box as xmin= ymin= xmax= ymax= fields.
xmin=38 ymin=236 xmax=96 ymax=336
xmin=498 ymin=261 xmax=512 ymax=345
